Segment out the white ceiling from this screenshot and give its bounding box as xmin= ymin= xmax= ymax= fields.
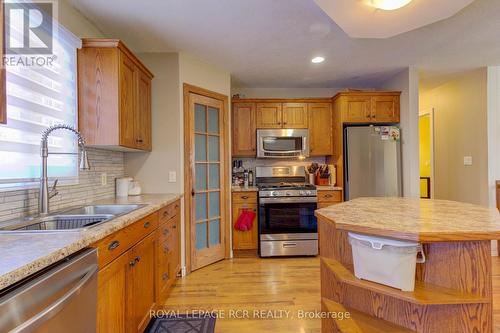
xmin=68 ymin=0 xmax=500 ymax=88
xmin=314 ymin=0 xmax=474 ymax=38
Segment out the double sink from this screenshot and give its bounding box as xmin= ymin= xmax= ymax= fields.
xmin=0 ymin=204 xmax=146 ymax=232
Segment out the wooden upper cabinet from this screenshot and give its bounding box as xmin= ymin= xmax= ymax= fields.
xmin=371 ymin=95 xmax=400 ymax=123
xmin=136 ymin=71 xmax=152 ymax=150
xmin=232 ymin=103 xmax=256 ymax=157
xmin=344 ymin=96 xmax=372 ymax=122
xmin=338 ymin=92 xmax=401 ymax=124
xmin=0 ymin=2 xmax=6 ymax=124
xmin=78 ymin=39 xmax=154 ymax=151
xmin=256 ymin=103 xmax=282 ymax=128
xmin=282 ymin=103 xmax=308 ymax=128
xmin=308 ymin=103 xmax=333 ymax=156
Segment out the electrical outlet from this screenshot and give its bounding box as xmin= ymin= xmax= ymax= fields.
xmin=101 ymin=173 xmax=107 ymax=186
xmin=463 ymin=156 xmax=473 ymax=166
xmin=168 ymin=171 xmax=176 ymax=183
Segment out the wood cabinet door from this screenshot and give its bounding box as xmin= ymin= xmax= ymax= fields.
xmin=344 ymin=96 xmax=371 ymax=123
xmin=126 ymin=232 xmax=156 ymax=332
xmin=232 ymin=202 xmax=258 ymax=250
xmin=308 ymin=103 xmax=332 ymax=156
xmin=232 ymin=103 xmax=256 ymax=156
xmin=96 ymin=252 xmax=128 ymax=333
xmin=119 ymin=53 xmax=138 ymax=148
xmin=282 ymin=103 xmax=308 ymax=128
xmin=135 ymin=70 xmax=152 ymax=150
xmin=371 ymin=95 xmax=400 ymax=123
xmin=256 ymin=103 xmax=282 ymax=128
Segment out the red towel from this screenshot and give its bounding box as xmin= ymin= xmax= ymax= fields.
xmin=235 ymin=209 xmax=256 ymax=231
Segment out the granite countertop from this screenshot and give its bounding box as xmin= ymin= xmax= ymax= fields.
xmin=232 ymin=186 xmax=258 ymax=192
xmin=0 ymin=193 xmax=182 ymax=290
xmin=315 ymin=197 xmax=500 ymax=242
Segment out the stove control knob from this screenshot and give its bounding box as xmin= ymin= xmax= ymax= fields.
xmin=271 ymin=191 xmax=278 ymax=197
xmin=299 ymin=190 xmax=306 ymax=196
xmin=285 ymin=191 xmax=291 ymax=196
xmin=306 ymin=191 xmax=312 ymax=196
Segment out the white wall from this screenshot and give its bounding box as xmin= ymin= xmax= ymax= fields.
xmin=379 ymin=68 xmax=420 ymax=198
xmin=420 ymin=69 xmax=489 ymax=206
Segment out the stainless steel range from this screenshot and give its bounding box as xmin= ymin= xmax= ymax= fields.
xmin=256 ymin=166 xmax=318 ymax=257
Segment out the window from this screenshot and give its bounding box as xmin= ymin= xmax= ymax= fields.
xmin=0 ymin=5 xmax=81 ymax=187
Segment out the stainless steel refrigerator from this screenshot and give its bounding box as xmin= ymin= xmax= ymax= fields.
xmin=344 ymin=126 xmax=402 ymax=200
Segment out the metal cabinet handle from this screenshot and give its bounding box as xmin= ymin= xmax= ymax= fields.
xmin=108 ymin=240 xmax=120 ymax=251
xmin=283 ymin=242 xmax=297 ymax=248
xmin=162 ymin=272 xmax=169 ymax=280
xmin=163 ymin=228 xmax=169 ymax=236
xmin=129 ymin=260 xmax=136 ymax=267
xmin=134 ymin=256 xmax=141 ymax=263
xmin=163 ymin=210 xmax=169 ymax=217
xmin=136 ymin=138 xmax=143 ymax=143
xmin=143 ymin=221 xmax=150 ymax=229
xmin=14 ymin=264 xmax=98 ymax=332
xmin=325 ymin=194 xmax=333 ymax=198
xmin=241 ymin=196 xmax=249 ymax=199
xmin=172 ymin=224 xmax=177 ymax=229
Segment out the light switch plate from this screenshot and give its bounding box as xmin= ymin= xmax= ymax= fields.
xmin=168 ymin=171 xmax=176 ymax=183
xmin=463 ymin=156 xmax=473 ymax=166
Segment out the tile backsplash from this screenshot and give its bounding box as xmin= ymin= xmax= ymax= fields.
xmin=0 ymin=148 xmax=124 ymax=223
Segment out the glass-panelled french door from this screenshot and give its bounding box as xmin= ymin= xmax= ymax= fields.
xmin=188 ymin=92 xmax=226 ymax=271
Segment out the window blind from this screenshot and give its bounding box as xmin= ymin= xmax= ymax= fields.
xmin=0 ymin=5 xmax=82 ymax=186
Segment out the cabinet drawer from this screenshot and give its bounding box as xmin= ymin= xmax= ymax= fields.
xmin=317 ymin=191 xmax=342 ymax=203
xmin=159 ymin=200 xmax=180 ymax=225
xmin=232 ymin=192 xmax=257 ymax=204
xmin=93 ymin=212 xmax=158 ymax=268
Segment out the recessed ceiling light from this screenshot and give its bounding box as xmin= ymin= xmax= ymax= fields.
xmin=311 ymin=56 xmax=325 ymax=64
xmin=364 ymin=0 xmax=412 ymax=11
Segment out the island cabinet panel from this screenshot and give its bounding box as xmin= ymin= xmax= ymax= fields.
xmin=256 ymin=103 xmax=282 ymax=128
xmin=282 ymin=103 xmax=308 ymax=128
xmin=232 ymin=192 xmax=258 ymax=251
xmin=94 ymin=199 xmax=181 ymax=332
xmin=308 ymin=103 xmax=333 ymax=156
xmin=232 ymin=103 xmax=257 ymax=157
xmin=316 ymin=198 xmax=496 ymax=333
xmin=78 ymin=39 xmax=153 ymax=151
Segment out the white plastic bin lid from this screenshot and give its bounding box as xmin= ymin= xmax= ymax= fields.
xmin=348 ymin=232 xmax=419 ymax=250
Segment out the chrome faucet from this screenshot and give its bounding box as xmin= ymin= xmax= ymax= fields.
xmin=39 ymin=124 xmax=91 ymax=215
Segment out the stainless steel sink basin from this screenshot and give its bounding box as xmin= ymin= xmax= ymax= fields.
xmin=59 ymin=204 xmax=145 ymax=216
xmin=0 ymin=204 xmax=146 ymax=233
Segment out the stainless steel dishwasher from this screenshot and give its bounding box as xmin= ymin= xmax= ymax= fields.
xmin=0 ymin=248 xmax=98 ymax=333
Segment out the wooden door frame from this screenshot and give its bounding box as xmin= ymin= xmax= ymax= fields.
xmin=183 ymin=83 xmax=230 ymax=274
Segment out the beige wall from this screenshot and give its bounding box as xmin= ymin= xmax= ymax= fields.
xmin=420 ymin=68 xmax=489 ymax=206
xmin=58 ymin=0 xmax=105 ymax=38
xmin=125 ymin=53 xmax=181 ymax=193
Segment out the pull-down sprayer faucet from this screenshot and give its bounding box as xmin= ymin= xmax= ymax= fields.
xmin=39 ymin=124 xmax=90 ymax=215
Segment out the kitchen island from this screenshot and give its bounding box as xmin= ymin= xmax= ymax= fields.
xmin=315 ymin=197 xmax=500 ymax=333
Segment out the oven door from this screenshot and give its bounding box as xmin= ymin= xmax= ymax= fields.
xmin=257 ymin=129 xmax=309 ymax=158
xmin=258 ymin=196 xmax=317 ymax=237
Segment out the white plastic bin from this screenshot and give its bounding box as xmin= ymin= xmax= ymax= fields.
xmin=348 ymin=232 xmax=425 ymax=291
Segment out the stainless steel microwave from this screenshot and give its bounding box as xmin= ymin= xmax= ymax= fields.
xmin=257 ymin=129 xmax=309 ymax=158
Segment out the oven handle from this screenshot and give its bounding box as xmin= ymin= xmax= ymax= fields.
xmin=259 ymin=197 xmax=317 ymax=204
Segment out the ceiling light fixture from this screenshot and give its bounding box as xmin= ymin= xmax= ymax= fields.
xmin=311 ymin=56 xmax=325 ymax=64
xmin=363 ymin=0 xmax=412 ymax=11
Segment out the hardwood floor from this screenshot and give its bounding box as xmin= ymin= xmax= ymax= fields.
xmin=162 ymin=256 xmax=500 ymax=333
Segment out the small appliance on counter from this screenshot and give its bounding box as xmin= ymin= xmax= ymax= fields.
xmin=256 ymin=166 xmax=318 ymax=257
xmin=232 ymin=160 xmax=254 ymax=188
xmin=116 ymin=177 xmax=142 ymax=197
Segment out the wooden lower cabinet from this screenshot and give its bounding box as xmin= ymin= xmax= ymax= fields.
xmin=232 ymin=192 xmax=258 ymax=251
xmin=317 ymin=190 xmax=343 ymax=209
xmin=127 ymin=232 xmax=157 ymax=332
xmin=95 ymin=200 xmax=181 ymax=332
